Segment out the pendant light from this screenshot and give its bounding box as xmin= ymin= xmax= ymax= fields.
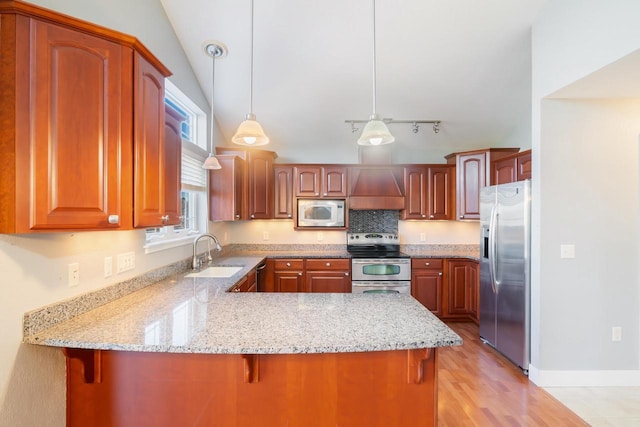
xmin=232 ymin=0 xmax=269 ymax=146
xmin=357 ymin=0 xmax=394 ymax=146
xmin=202 ymin=42 xmax=227 ymax=169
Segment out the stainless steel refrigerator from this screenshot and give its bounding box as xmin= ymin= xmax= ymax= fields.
xmin=479 ymin=180 xmax=531 ymax=373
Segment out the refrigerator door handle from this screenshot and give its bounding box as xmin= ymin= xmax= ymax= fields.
xmin=489 ymin=205 xmax=500 ymax=291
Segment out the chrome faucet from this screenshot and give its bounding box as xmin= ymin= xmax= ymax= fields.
xmin=192 ymin=233 xmax=222 ymax=270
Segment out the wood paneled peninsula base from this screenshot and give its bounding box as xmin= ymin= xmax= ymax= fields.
xmin=65 ymin=347 xmax=437 ymax=426
xmin=24 ymin=261 xmax=461 ymax=426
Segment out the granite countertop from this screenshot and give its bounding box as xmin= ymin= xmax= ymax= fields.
xmin=24 ymin=255 xmax=462 ymax=354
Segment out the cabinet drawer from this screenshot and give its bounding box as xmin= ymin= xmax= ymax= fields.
xmin=411 ymin=258 xmax=443 ymax=269
xmin=274 ymin=259 xmax=304 ymax=270
xmin=306 ymin=258 xmax=350 ymax=271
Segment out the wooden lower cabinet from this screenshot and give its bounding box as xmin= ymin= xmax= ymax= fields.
xmin=443 ymin=259 xmax=479 ymax=323
xmin=229 ymin=269 xmax=257 ymax=293
xmin=64 ymin=347 xmax=438 ymax=427
xmin=411 ymin=258 xmax=444 ymax=316
xmin=305 ymin=259 xmax=351 ymax=293
xmin=273 ymin=259 xmax=304 ymax=292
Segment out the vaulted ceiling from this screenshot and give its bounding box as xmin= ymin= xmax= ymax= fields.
xmin=160 ymin=0 xmax=546 ymax=163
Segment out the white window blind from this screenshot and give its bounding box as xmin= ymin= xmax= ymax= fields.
xmin=181 ymin=146 xmax=207 ymax=192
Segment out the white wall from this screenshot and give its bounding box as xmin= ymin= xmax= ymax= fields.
xmin=0 ymin=1 xmax=206 ymax=426
xmin=530 ymin=0 xmax=640 ymax=386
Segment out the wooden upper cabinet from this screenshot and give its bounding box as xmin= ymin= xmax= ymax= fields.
xmin=0 ymin=13 xmax=132 ymax=232
xmin=163 ymin=104 xmax=186 ymax=226
xmin=294 ymin=165 xmax=347 ymax=198
xmin=274 ymin=166 xmax=294 ymax=219
xmin=133 ymin=54 xmax=168 ymax=228
xmin=491 ymin=149 xmax=532 ymax=185
xmin=0 ymin=2 xmax=171 ymax=233
xmin=247 ymin=150 xmax=275 ymax=219
xmin=214 ymin=148 xmax=277 ymax=219
xmin=402 ymin=165 xmax=453 ymax=220
xmin=446 ymin=148 xmax=519 ymax=220
xmin=209 ymin=155 xmax=244 ymax=221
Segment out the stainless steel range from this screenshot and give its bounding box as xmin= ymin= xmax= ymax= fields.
xmin=347 ymin=232 xmax=411 ymax=294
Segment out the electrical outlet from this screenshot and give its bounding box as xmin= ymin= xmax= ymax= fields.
xmin=420 ymin=233 xmax=427 ymax=242
xmin=68 ymin=262 xmax=80 ymax=287
xmin=263 ymin=231 xmax=269 ymax=241
xmin=117 ymin=252 xmax=135 ymax=273
xmin=104 ymin=256 xmax=113 ymax=278
xmin=612 ymin=326 xmax=622 ymax=342
xmin=560 ymin=244 xmax=575 ymax=259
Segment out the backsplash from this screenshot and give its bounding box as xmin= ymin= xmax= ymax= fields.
xmin=349 ymin=210 xmax=399 ymax=233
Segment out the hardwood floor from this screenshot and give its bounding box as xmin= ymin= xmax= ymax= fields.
xmin=438 ymin=322 xmax=588 ymax=426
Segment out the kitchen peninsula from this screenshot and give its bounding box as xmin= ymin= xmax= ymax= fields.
xmin=24 ymin=255 xmax=462 ymax=427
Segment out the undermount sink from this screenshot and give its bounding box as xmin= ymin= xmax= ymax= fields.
xmin=185 ymin=266 xmax=243 ymax=278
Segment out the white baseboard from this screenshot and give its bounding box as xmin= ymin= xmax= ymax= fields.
xmin=529 ymin=365 xmax=640 ymax=387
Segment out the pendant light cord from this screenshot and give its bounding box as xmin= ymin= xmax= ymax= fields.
xmin=249 ymin=0 xmax=255 ymax=116
xmin=371 ymin=0 xmax=377 ymax=117
xmin=210 ymin=51 xmax=216 ymax=152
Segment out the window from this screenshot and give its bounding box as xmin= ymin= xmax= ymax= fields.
xmin=144 ymin=81 xmax=209 ymax=253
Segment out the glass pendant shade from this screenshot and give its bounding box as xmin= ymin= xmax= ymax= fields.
xmin=202 ymin=153 xmax=221 ymax=169
xmin=232 ymin=114 xmax=269 ymax=146
xmin=357 ymin=117 xmax=395 ymax=146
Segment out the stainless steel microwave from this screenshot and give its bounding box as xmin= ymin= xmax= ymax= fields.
xmin=297 ymin=199 xmax=345 ymax=227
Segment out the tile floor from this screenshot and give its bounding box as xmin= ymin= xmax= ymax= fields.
xmin=544 ymin=387 xmax=640 ymax=426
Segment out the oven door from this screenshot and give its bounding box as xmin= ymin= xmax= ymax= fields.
xmin=351 ymin=258 xmax=411 ymax=281
xmin=351 ymin=281 xmax=411 ymax=294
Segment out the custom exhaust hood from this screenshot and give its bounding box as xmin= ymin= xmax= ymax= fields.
xmin=349 ymin=166 xmax=405 ymax=210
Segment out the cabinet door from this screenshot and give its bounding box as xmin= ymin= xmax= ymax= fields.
xmin=428 ymin=166 xmax=453 ymax=220
xmin=467 ymin=262 xmax=479 ymax=323
xmin=209 ymin=156 xmax=244 ymax=221
xmin=492 ymin=157 xmax=517 ymax=185
xmin=516 ymin=150 xmax=532 ymax=181
xmin=446 ymin=261 xmax=470 ymax=316
xmin=26 ymin=19 xmax=132 ymax=230
xmin=402 ymin=166 xmax=427 ymax=219
xmin=294 ymin=166 xmax=321 ymax=197
xmin=274 ymin=272 xmax=304 ymax=292
xmin=163 ymin=104 xmax=185 ymax=226
xmin=411 ymin=270 xmax=443 ymax=316
xmin=274 ymin=166 xmax=293 ymax=219
xmin=456 ymin=153 xmax=485 ymax=220
xmin=306 ymin=271 xmax=351 ymax=293
xmin=133 ymin=53 xmax=166 ymax=227
xmin=323 ymin=166 xmax=348 ymax=197
xmin=248 ymin=151 xmax=274 ymax=219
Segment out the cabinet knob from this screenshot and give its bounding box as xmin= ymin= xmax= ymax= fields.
xmin=235 ymin=214 xmax=240 ymax=219
xmin=251 ymin=214 xmax=255 ymax=219
xmin=325 ymin=262 xmax=331 ymax=267
xmin=430 ymin=215 xmax=435 ymax=219
xmin=108 ymin=215 xmax=119 ymax=224
xmin=439 ymin=272 xmax=443 ymax=276
xmin=287 ymin=214 xmax=292 ymax=218
xmin=421 ymin=214 xmax=426 ymax=218
xmin=323 ymin=193 xmax=328 ymax=196
xmin=425 ymin=262 xmax=430 ymax=266
xmin=234 ymin=287 xmax=241 ymax=293
xmin=298 ymin=272 xmax=302 ymax=276
xmin=459 ymin=215 xmax=465 ymax=219
xmin=286 ymin=262 xmax=291 ymax=267
xmin=345 ymin=272 xmax=349 ymax=276
xmin=315 ymin=193 xmax=319 ymax=196
xmin=161 ymin=215 xmax=169 ymax=223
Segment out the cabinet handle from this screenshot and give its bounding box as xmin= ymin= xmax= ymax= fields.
xmin=286 ymin=262 xmax=291 ymax=267
xmin=161 ymin=215 xmax=169 ymax=223
xmin=108 ymin=215 xmax=119 ymax=224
